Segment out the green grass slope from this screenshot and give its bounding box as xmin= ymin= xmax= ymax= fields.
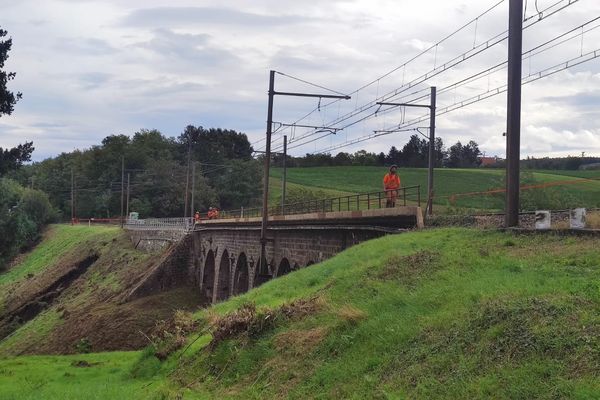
xmin=1 ymin=228 xmax=599 ymax=399
xmin=270 ymin=166 xmax=600 ymax=210
xmin=0 ymin=225 xmax=119 ymax=288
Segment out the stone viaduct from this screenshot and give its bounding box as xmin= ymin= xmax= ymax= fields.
xmin=125 ymin=207 xmax=423 ymax=304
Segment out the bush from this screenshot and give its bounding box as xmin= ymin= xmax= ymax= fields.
xmin=0 ymin=178 xmax=57 ymax=270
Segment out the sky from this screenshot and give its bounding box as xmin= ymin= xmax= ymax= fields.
xmin=0 ymin=0 xmax=599 ymax=161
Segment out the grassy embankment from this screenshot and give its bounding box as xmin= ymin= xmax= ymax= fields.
xmin=270 ymin=166 xmax=600 ymax=211
xmin=0 ymin=225 xmax=120 ymax=313
xmin=2 ymin=227 xmax=599 ymax=399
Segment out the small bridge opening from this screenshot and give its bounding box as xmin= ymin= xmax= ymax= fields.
xmin=233 ymin=253 xmax=249 ymax=295
xmin=216 ymin=250 xmax=231 ymax=301
xmin=276 ymin=258 xmax=291 ymax=277
xmin=202 ymin=250 xmax=215 ymax=302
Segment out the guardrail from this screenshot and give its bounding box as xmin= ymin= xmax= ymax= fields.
xmin=220 ymin=185 xmax=421 ymax=219
xmin=122 ymin=186 xmax=421 ymax=228
xmin=124 ymin=217 xmax=193 ymax=231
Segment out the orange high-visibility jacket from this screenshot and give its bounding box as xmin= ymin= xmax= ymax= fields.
xmin=383 ymin=173 xmax=401 ymax=190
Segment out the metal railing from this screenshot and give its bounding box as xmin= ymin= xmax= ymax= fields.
xmin=124 ymin=217 xmax=193 ymax=231
xmin=122 ymin=186 xmax=421 ymax=228
xmin=220 ymin=185 xmax=421 ymax=219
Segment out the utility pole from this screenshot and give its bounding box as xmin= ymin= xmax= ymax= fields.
xmin=126 ymin=172 xmax=130 ymax=219
xmin=259 ymin=70 xmax=350 ymax=281
xmin=190 ymin=162 xmax=196 ymax=219
xmin=505 ymin=0 xmax=523 ymax=227
xmin=120 ymin=156 xmax=125 ymax=228
xmin=70 ymin=167 xmax=74 ymax=225
xmin=184 ymin=136 xmax=192 ymax=218
xmin=427 ymin=86 xmax=436 ymax=216
xmin=259 ymin=70 xmax=276 ymax=280
xmin=281 ymin=135 xmax=287 ymax=214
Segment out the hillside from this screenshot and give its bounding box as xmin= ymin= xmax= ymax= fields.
xmin=0 ymin=225 xmax=202 ymax=356
xmin=1 ymin=228 xmax=598 ymax=399
xmin=270 ymin=166 xmax=600 ymax=211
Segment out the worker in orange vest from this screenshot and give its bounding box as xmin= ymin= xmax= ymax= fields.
xmin=383 ymin=165 xmax=401 ymax=208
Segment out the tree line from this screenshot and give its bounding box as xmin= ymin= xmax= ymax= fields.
xmin=8 ymin=127 xmax=262 ymax=220
xmin=274 ymin=135 xmax=483 ymax=169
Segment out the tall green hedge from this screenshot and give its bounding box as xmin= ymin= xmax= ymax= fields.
xmin=0 ymin=178 xmax=56 ymax=270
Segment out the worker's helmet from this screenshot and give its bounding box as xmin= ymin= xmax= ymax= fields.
xmin=390 ymin=164 xmax=398 ymax=171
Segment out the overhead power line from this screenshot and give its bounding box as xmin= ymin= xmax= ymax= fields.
xmin=280 ymin=0 xmax=579 ymax=152
xmin=313 ymin=47 xmax=600 ymax=154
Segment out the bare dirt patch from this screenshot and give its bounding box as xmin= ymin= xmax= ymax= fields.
xmin=35 ymin=286 xmax=201 ymax=355
xmin=0 ymin=254 xmax=99 ymax=341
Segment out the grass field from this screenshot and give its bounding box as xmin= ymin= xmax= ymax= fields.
xmin=0 ymin=351 xmax=154 ymax=400
xmin=3 ymin=228 xmax=598 ymax=399
xmin=270 ymin=166 xmax=600 ymax=211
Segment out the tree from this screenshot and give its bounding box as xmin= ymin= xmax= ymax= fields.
xmin=0 ymin=26 xmax=21 ymax=116
xmin=0 ymin=27 xmax=31 ymax=177
xmin=434 ymin=137 xmax=446 ymax=167
xmin=386 ymin=146 xmax=401 ymax=165
xmin=0 ymin=141 xmax=34 ymax=175
xmin=400 ymin=134 xmax=428 ymax=167
xmin=446 ymin=140 xmax=482 ymax=168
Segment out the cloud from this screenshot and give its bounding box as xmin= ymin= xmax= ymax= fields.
xmin=131 ymin=29 xmax=239 ymax=69
xmin=120 ymin=6 xmax=313 ymax=29
xmin=0 ymin=0 xmax=599 ymax=162
xmin=55 ymin=37 xmax=117 ymax=56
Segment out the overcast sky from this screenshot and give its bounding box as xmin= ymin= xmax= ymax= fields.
xmin=0 ymin=0 xmax=599 ymax=161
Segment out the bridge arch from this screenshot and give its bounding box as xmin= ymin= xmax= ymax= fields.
xmin=215 ymin=249 xmax=231 ymax=302
xmin=202 ymin=250 xmax=216 ymax=303
xmin=233 ymin=252 xmax=250 ymax=295
xmin=276 ymin=258 xmax=292 ymax=277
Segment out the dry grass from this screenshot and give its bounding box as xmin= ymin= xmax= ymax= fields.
xmin=587 ymin=210 xmax=600 ymax=228
xmin=273 ymin=327 xmax=328 ymax=356
xmin=337 ymin=304 xmax=367 ymax=325
xmin=209 ymin=297 xmax=324 ymax=348
xmin=151 ymin=310 xmax=198 ymax=360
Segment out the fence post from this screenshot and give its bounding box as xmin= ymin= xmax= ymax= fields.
xmin=403 ymin=189 xmax=407 ymax=206
xmin=367 ymin=193 xmax=371 ymax=210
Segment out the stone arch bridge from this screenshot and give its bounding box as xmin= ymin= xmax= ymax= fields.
xmin=125 ymin=207 xmax=423 ymax=304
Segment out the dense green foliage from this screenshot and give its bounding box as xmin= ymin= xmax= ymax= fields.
xmin=0 ymin=26 xmax=21 ymax=117
xmin=0 ymin=178 xmax=55 ymax=271
xmin=1 ymin=228 xmax=599 ymax=399
xmin=522 ymin=156 xmax=600 ymax=170
xmin=0 ymin=142 xmax=34 ymax=176
xmin=11 ymin=127 xmax=261 ymax=219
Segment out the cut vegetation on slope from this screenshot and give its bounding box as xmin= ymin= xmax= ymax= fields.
xmin=0 ymin=225 xmax=202 ymax=356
